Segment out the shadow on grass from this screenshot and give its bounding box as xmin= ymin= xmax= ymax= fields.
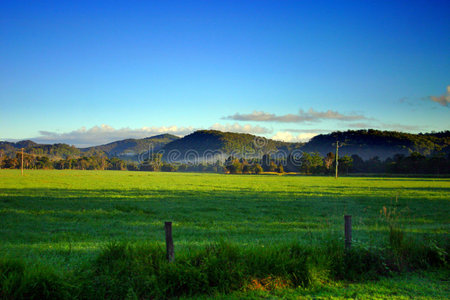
xmin=0 ymin=188 xmax=448 ymax=252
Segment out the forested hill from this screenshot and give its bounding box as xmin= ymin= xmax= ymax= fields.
xmin=161 ymin=130 xmax=303 ymax=162
xmin=1 ymin=130 xmax=449 ymax=162
xmin=82 ymin=134 xmax=179 ymax=158
xmin=301 ymin=130 xmax=450 ymax=160
xmin=0 ymin=141 xmax=81 ymax=159
xmin=0 ymin=134 xmax=179 ymax=160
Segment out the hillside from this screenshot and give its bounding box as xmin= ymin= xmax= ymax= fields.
xmin=0 ymin=134 xmax=179 ymax=160
xmin=82 ymin=134 xmax=179 ymax=159
xmin=301 ymin=129 xmax=450 ymax=160
xmin=0 ymin=141 xmax=81 ymax=159
xmin=161 ymin=130 xmax=303 ymax=162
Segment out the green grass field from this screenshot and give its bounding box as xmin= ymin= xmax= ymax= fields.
xmin=0 ymin=170 xmax=449 ymax=299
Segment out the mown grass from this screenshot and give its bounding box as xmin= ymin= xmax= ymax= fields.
xmin=0 ymin=170 xmax=449 ymax=298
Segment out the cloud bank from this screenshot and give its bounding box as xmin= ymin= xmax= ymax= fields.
xmin=28 ymin=123 xmax=272 ymax=147
xmin=209 ymin=123 xmax=271 ymax=134
xmin=271 ymin=131 xmax=317 ymax=143
xmin=223 ymin=108 xmax=367 ymax=123
xmin=34 ymin=125 xmax=194 ymax=147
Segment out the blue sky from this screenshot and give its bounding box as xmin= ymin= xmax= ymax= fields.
xmin=1 ymin=0 xmax=449 ymax=146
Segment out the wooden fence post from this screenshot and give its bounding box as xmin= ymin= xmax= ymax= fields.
xmin=165 ymin=222 xmax=174 ymax=262
xmin=344 ymin=215 xmax=352 ymax=250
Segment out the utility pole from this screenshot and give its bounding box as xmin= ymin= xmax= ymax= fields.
xmin=21 ymin=148 xmax=24 ymax=176
xmin=335 ymin=141 xmax=339 ymax=179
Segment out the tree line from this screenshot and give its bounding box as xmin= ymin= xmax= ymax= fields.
xmin=1 ymin=150 xmax=449 ymax=175
xmin=0 ymin=152 xmax=138 ymax=171
xmin=138 ymin=151 xmax=450 ymax=175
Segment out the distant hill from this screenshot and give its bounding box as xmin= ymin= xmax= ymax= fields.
xmin=1 ymin=130 xmax=449 ymax=162
xmin=82 ymin=134 xmax=180 ymax=159
xmin=0 ymin=134 xmax=179 ymax=160
xmin=301 ymin=129 xmax=450 ymax=160
xmin=0 ymin=140 xmax=38 ymax=152
xmin=0 ymin=141 xmax=81 ymax=159
xmin=161 ymin=130 xmax=303 ymax=162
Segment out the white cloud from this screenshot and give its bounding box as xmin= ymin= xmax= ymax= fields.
xmin=223 ymin=108 xmax=368 ymax=123
xmin=209 ymin=123 xmax=271 ymax=134
xmin=271 ymin=131 xmax=317 ymax=143
xmin=284 ymin=128 xmax=331 ymax=133
xmin=429 ymin=85 xmax=450 ymax=107
xmin=34 ymin=124 xmax=194 ymax=147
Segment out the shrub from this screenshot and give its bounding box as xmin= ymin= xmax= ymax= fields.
xmin=252 ymin=164 xmax=263 ymax=174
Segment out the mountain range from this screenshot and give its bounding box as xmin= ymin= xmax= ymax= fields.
xmin=1 ymin=129 xmax=449 ymax=162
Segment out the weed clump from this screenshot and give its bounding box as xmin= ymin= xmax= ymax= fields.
xmin=322 ymin=239 xmax=387 ymax=281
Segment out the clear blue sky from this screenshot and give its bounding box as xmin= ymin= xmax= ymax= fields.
xmin=1 ymin=0 xmax=449 ymax=146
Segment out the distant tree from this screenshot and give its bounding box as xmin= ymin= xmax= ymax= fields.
xmin=366 ymin=156 xmax=383 ymax=173
xmin=2 ymin=157 xmax=18 ymax=169
xmin=407 ymin=152 xmax=427 ymax=173
xmin=310 ymin=152 xmax=324 ymax=174
xmin=300 ymin=153 xmax=313 ymax=173
xmin=109 ymin=157 xmax=126 ymax=170
xmin=127 ymin=162 xmax=139 ymax=171
xmin=35 ymin=156 xmax=53 ymax=169
xmin=427 ymin=154 xmax=446 ymax=174
xmin=161 ymin=163 xmax=177 ymax=172
xmin=338 ymin=155 xmax=353 ymax=175
xmin=215 ymin=165 xmax=227 ymax=173
xmin=54 ymin=160 xmax=65 ymax=170
xmin=0 ymin=149 xmax=4 ymax=169
xmin=268 ymin=161 xmax=278 ymax=172
xmin=252 ymin=163 xmax=263 ymax=174
xmin=285 ymin=153 xmax=300 ymax=172
xmin=277 ymin=163 xmax=284 ymax=173
xmin=261 ymin=154 xmax=272 ymax=171
xmin=351 ymin=154 xmax=365 ymax=173
xmin=140 ymin=153 xmax=163 ymax=171
xmin=324 ymin=152 xmax=335 ymax=172
xmin=226 ymin=158 xmax=242 ymax=174
xmin=242 ymin=164 xmax=252 ymax=174
xmin=197 ymin=164 xmax=208 ymax=172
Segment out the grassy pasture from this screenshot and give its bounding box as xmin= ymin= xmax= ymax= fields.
xmin=0 ymin=170 xmax=449 ymax=298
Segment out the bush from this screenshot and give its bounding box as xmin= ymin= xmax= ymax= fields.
xmin=386 ymin=229 xmax=449 ymax=271
xmin=161 ymin=164 xmax=177 ymax=172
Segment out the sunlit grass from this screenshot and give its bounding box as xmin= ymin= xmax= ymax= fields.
xmin=0 ymin=170 xmax=449 ymax=266
xmin=0 ymin=170 xmax=449 ymax=298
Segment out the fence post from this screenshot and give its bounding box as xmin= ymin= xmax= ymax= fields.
xmin=165 ymin=222 xmax=174 ymax=262
xmin=344 ymin=215 xmax=352 ymax=250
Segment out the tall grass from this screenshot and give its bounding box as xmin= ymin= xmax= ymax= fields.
xmin=0 ymin=258 xmax=73 ymax=300
xmin=1 ymin=236 xmax=447 ymax=300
